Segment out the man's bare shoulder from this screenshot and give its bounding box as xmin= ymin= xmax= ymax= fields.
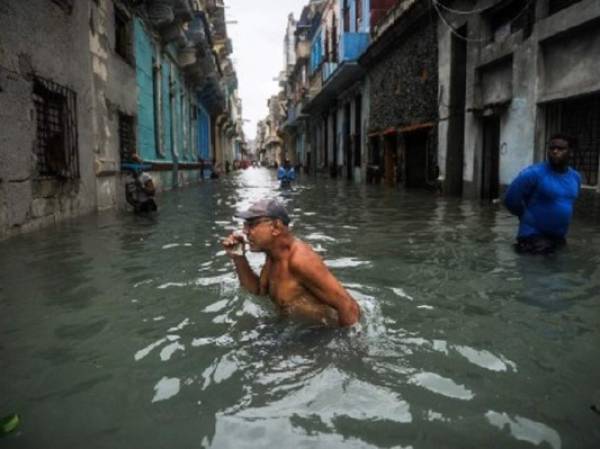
xmin=288 ymin=239 xmax=325 ymax=271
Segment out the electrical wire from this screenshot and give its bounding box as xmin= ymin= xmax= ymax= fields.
xmin=431 ymin=0 xmax=534 ymax=43
xmin=431 ymin=0 xmax=489 ymax=42
xmin=431 ymin=0 xmax=496 ymax=15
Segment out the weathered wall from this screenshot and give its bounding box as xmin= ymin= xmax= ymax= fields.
xmin=367 ymin=18 xmax=438 ymax=131
xmin=0 ymin=0 xmax=96 ymax=239
xmin=90 ymin=0 xmax=138 ymax=211
xmin=459 ymin=0 xmax=600 ymax=199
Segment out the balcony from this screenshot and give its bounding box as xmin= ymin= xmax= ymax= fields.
xmin=341 ymin=32 xmax=370 ymax=61
xmin=322 ymin=62 xmax=338 ymax=83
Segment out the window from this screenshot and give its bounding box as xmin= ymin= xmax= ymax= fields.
xmin=487 ymin=0 xmax=535 ymax=42
xmin=343 ymin=0 xmax=350 ymax=32
xmin=331 ymin=14 xmax=338 ymax=62
xmin=118 ymin=112 xmax=136 ymax=163
xmin=548 ymin=0 xmax=581 ymax=15
xmin=355 ymin=0 xmax=363 ymax=31
xmin=546 ymin=94 xmax=600 ymax=186
xmin=32 ymin=76 xmax=79 ymax=179
xmin=115 ymin=6 xmax=134 ymax=64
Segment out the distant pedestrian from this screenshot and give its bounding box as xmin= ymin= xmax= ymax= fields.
xmin=199 ymin=158 xmax=205 ymax=180
xmin=277 ymin=159 xmax=296 ymax=188
xmin=504 ymin=134 xmax=581 ymax=255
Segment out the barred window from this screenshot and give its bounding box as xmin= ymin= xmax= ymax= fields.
xmin=32 ymin=77 xmax=79 ymax=179
xmin=546 ymin=94 xmax=600 ymax=186
xmin=115 ymin=6 xmax=134 ymax=65
xmin=119 ymin=112 xmax=136 ymax=162
xmin=355 ymin=0 xmax=363 ymax=30
xmin=487 ymin=0 xmax=535 ymax=42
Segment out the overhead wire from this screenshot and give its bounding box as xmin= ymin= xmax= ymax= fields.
xmin=431 ymin=0 xmax=498 ymax=15
xmin=431 ymin=0 xmax=535 ymax=43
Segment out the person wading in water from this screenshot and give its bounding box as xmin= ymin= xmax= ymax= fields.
xmin=504 ymin=133 xmax=581 ymax=255
xmin=222 ymin=199 xmax=360 ymax=327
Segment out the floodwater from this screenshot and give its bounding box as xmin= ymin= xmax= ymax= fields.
xmin=1 ymin=168 xmax=599 ymax=449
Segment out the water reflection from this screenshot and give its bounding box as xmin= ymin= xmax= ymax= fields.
xmin=0 ymin=168 xmax=598 ymax=448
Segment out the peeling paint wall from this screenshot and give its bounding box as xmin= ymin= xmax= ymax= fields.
xmin=134 ymin=18 xmax=157 ymax=163
xmin=90 ymin=0 xmax=138 ymax=211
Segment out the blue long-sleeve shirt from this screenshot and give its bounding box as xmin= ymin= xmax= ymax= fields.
xmin=504 ymin=162 xmax=581 ymax=239
xmin=277 ymin=167 xmax=296 ymax=183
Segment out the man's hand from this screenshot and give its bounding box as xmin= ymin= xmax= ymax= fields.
xmin=222 ymin=232 xmax=246 ymax=258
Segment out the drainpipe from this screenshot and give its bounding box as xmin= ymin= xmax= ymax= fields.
xmin=169 ymin=67 xmax=179 ymax=187
xmin=154 ymin=53 xmax=163 ymax=158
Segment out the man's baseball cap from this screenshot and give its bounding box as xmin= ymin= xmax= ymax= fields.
xmin=235 ymin=199 xmax=290 ymax=225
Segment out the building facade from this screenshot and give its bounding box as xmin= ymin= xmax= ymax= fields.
xmin=0 ymin=0 xmax=244 ymax=240
xmin=437 ymin=0 xmax=600 ymax=205
xmin=361 ymin=0 xmax=439 ymax=189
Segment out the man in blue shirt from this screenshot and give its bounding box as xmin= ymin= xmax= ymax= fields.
xmin=277 ymin=159 xmax=296 ymax=188
xmin=504 ymin=134 xmax=581 ymax=254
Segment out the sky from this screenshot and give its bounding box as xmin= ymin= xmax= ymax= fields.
xmin=226 ymin=0 xmax=307 ymax=141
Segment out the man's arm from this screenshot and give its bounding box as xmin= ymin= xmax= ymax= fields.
xmin=504 ymin=167 xmax=537 ymax=217
xmin=222 ymin=234 xmax=268 ymax=295
xmin=289 ymin=247 xmax=360 ymax=326
xmin=231 ymin=256 xmax=261 ymax=294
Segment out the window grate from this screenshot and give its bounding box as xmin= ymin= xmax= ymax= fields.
xmin=119 ymin=112 xmax=136 ymax=162
xmin=546 ymin=94 xmax=600 ymax=186
xmin=33 ymin=76 xmax=79 ymax=178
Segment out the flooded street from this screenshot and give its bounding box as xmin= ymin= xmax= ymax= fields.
xmin=1 ymin=168 xmax=599 ymax=449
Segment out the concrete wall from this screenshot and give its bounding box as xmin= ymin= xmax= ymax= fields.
xmin=450 ymin=0 xmax=600 ymax=199
xmin=0 ymin=0 xmax=96 ymax=239
xmin=90 ymin=0 xmax=138 ymax=211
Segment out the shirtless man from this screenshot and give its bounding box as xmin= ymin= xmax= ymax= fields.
xmin=222 ymin=199 xmax=360 ymax=327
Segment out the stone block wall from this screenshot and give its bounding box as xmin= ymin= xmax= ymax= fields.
xmin=368 ymin=17 xmax=438 ymax=130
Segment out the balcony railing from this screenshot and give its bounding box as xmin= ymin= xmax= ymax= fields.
xmin=322 ymin=62 xmax=338 ymax=83
xmin=341 ymin=32 xmax=370 ymax=61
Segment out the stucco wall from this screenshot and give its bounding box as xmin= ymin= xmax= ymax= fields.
xmin=0 ymin=0 xmax=96 ymax=239
xmin=90 ymin=0 xmax=138 ymax=211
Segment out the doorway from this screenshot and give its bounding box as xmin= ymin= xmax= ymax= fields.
xmin=445 ymin=25 xmax=467 ymax=195
xmin=481 ymin=115 xmax=501 ymax=200
xmin=404 ymin=131 xmax=428 ymax=188
xmin=344 ymin=102 xmax=352 ymax=180
xmin=383 ymin=133 xmax=397 ymax=187
xmin=354 ymin=95 xmax=362 ymax=172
